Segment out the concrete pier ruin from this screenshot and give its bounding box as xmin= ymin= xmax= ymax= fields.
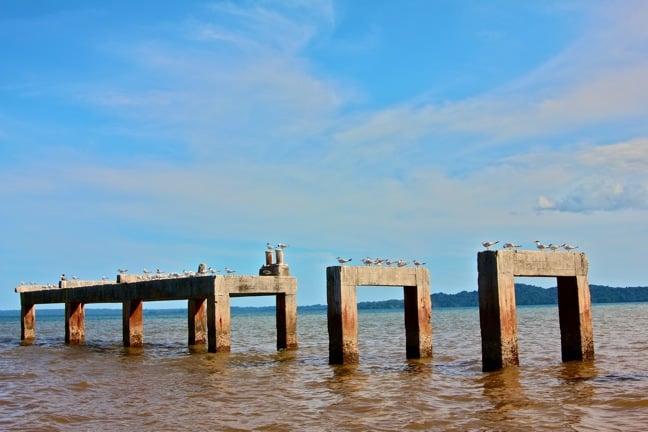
xmin=326 ymin=266 xmax=432 ymax=364
xmin=478 ymin=250 xmax=594 ymax=372
xmin=16 ymin=259 xmax=297 ymax=352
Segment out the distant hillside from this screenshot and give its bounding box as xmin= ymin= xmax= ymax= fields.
xmin=355 ymin=284 xmax=648 ymax=309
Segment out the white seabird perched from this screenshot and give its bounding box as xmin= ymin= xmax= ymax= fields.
xmin=361 ymin=257 xmax=375 ymax=266
xmin=225 ymin=267 xmax=236 ymax=274
xmin=266 ymin=243 xmax=275 ymax=250
xmin=277 ymin=243 xmax=288 ymax=249
xmin=547 ymin=243 xmax=560 ymax=252
xmin=560 ymin=243 xmax=579 ymax=252
xmin=534 ymin=240 xmax=547 ymax=251
xmin=118 ymin=269 xmax=128 ymax=274
xmin=336 ymin=257 xmax=352 ymax=264
xmin=482 ymin=241 xmax=499 ymax=250
xmin=503 ymin=243 xmax=522 ymax=249
xmin=396 ymin=259 xmax=408 ymax=267
xmin=413 ymin=260 xmax=426 ymax=267
xmin=208 ymin=266 xmax=219 ymax=275
xmin=60 ymin=274 xmax=67 ymax=281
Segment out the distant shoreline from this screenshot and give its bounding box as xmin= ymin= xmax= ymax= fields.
xmin=3 ymin=283 xmax=646 ymax=315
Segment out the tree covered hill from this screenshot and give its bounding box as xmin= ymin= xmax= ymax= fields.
xmin=355 ymin=284 xmax=648 ymax=309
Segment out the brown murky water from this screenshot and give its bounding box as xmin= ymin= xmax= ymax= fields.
xmin=1 ymin=304 xmax=647 ymax=431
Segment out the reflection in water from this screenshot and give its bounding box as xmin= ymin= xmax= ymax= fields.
xmin=480 ymin=367 xmax=529 ymax=420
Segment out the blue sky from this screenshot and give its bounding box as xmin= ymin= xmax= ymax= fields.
xmin=1 ymin=0 xmax=647 ymax=310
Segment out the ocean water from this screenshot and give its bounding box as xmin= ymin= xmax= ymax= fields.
xmin=1 ymin=303 xmax=647 ymax=431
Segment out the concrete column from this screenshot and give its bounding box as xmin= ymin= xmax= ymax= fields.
xmin=478 ymin=252 xmax=519 ymax=371
xmin=65 ymin=301 xmax=85 ymax=344
xmin=21 ymin=302 xmax=35 ymax=342
xmin=188 ymin=298 xmax=207 ymax=345
xmin=403 ymin=282 xmax=433 ymax=359
xmin=208 ymin=282 xmax=231 ymax=352
xmin=557 ymin=275 xmax=595 ymax=361
xmin=327 ymin=266 xmax=358 ymax=364
xmin=276 ymin=293 xmax=298 ymax=350
xmin=123 ymin=299 xmax=143 ymax=347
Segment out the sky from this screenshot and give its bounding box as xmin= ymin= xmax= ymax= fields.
xmin=1 ymin=0 xmax=647 ymax=310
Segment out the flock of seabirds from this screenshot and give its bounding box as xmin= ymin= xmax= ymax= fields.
xmin=335 ymin=240 xmax=579 ymax=268
xmin=22 ymin=241 xmax=579 ymax=287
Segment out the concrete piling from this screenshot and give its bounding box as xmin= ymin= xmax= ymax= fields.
xmin=123 ymin=299 xmax=143 ymax=347
xmin=478 ymin=250 xmax=594 ymax=371
xmin=188 ymin=298 xmax=207 ymax=345
xmin=21 ymin=303 xmax=35 ymax=342
xmin=65 ymin=301 xmax=85 ymax=344
xmin=327 ymin=266 xmax=432 ymax=364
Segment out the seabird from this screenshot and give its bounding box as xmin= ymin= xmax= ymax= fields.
xmin=277 ymin=243 xmax=288 ymax=249
xmin=503 ymin=243 xmax=521 ymax=249
xmin=547 ymin=244 xmax=560 ymax=252
xmin=225 ymin=267 xmax=236 ymax=274
xmin=361 ymin=257 xmax=375 ymax=266
xmin=396 ymin=259 xmax=408 ymax=267
xmin=560 ymin=243 xmax=579 ymax=252
xmin=118 ymin=269 xmax=128 ymax=274
xmin=482 ymin=241 xmax=499 ymax=250
xmin=208 ymin=266 xmax=219 ymax=275
xmin=266 ymin=243 xmax=275 ymax=250
xmin=336 ymin=257 xmax=352 ymax=264
xmin=60 ymin=274 xmax=67 ymax=281
xmin=534 ymin=240 xmax=547 ymax=251
xmin=413 ymin=260 xmax=426 ymax=267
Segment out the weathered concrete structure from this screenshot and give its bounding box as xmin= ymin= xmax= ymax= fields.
xmin=478 ymin=250 xmax=593 ymax=372
xmin=327 ymin=266 xmax=432 ymax=364
xmin=16 ymin=273 xmax=298 ymax=352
